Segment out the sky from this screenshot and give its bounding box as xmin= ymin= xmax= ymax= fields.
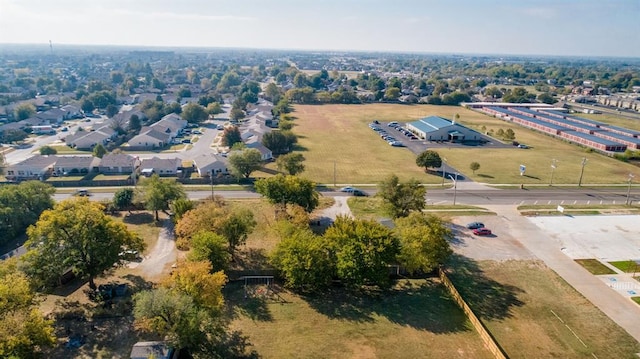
xmin=1 ymin=0 xmax=639 ymax=57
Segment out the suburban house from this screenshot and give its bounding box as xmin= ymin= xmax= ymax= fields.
xmin=406 ymin=116 xmax=481 ymax=142
xmin=65 ymin=125 xmax=117 ymax=150
xmin=139 ymin=157 xmax=182 ymax=177
xmin=61 ymin=104 xmax=83 ymax=119
xmin=52 ymin=156 xmax=100 ymax=176
xmin=5 ymin=155 xmax=57 ymax=180
xmin=246 ymin=140 xmax=273 ymax=161
xmin=128 ymin=114 xmax=186 ymax=150
xmin=99 ymin=153 xmax=139 ymax=174
xmin=192 ymin=153 xmax=229 ymax=177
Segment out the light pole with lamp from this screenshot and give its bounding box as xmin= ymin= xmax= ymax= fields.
xmin=448 ymin=172 xmax=458 ymax=206
xmin=626 ymin=173 xmax=635 ymax=205
xmin=549 ymin=159 xmax=557 ymax=186
xmin=578 ymin=157 xmax=588 ymax=187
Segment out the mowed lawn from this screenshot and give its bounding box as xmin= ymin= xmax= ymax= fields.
xmin=447 ymin=259 xmax=640 ymax=358
xmin=289 ymin=104 xmax=639 ymax=185
xmin=228 ymin=279 xmax=493 ymax=359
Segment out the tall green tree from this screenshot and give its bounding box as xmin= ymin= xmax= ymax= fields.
xmin=262 ymin=130 xmax=297 ymax=154
xmin=39 ymin=145 xmax=57 ymax=155
xmin=469 ymin=162 xmax=480 ymax=174
xmin=93 ymin=143 xmax=107 ymax=158
xmin=377 ymin=174 xmax=426 ymax=218
xmin=228 ymin=149 xmax=262 ymax=179
xmin=0 ymin=181 xmax=55 ymax=245
xmin=14 ymin=103 xmax=35 ymax=121
xmin=188 ymin=231 xmax=230 ymax=272
xmin=170 ymin=198 xmax=195 ymax=223
xmin=218 ymin=208 xmax=256 ymax=257
xmin=113 ymin=187 xmax=135 ymax=212
xmin=221 ymin=126 xmax=242 ymax=147
xmin=324 ymin=216 xmax=400 ymax=288
xmin=394 ymin=213 xmax=453 ymax=275
xmin=255 ymin=174 xmax=319 ymax=212
xmin=276 ymin=153 xmax=305 ymax=175
xmin=139 ymin=174 xmax=186 ymax=221
xmin=23 ymin=198 xmax=145 ymax=289
xmin=181 ymin=103 xmax=208 ymax=124
xmin=416 ymin=150 xmax=442 ymax=171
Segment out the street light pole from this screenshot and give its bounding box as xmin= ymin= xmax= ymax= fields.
xmin=211 ymin=169 xmax=215 ymax=200
xmin=448 ymin=172 xmax=458 ymax=206
xmin=549 ymin=159 xmax=557 ymax=186
xmin=578 ymin=157 xmax=588 ymax=187
xmin=333 ymin=161 xmax=336 ymax=188
xmin=626 ymin=173 xmax=635 ymax=205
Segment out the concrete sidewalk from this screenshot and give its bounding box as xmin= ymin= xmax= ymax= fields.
xmin=489 ymin=205 xmax=640 ymax=343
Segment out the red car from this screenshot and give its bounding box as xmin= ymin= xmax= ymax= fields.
xmin=473 ymin=228 xmax=492 ymax=236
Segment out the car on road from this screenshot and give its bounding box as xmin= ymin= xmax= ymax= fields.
xmin=473 ymin=228 xmax=492 ymax=236
xmin=466 ymin=222 xmax=484 ymax=229
xmin=389 ymin=141 xmax=404 ymax=147
xmin=339 ymin=186 xmax=356 ymax=193
xmin=74 ymin=189 xmax=90 ymax=197
xmin=352 ymin=189 xmax=368 ymax=196
xmin=517 ymin=144 xmax=529 ymax=149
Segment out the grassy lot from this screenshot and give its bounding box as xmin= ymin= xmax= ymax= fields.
xmin=116 ymin=211 xmax=163 ymax=255
xmin=517 ymin=204 xmax=640 ymax=216
xmin=347 ymin=197 xmax=494 ymax=220
xmin=92 ymin=174 xmax=130 ymax=181
xmin=632 ymin=297 xmax=640 ymax=305
xmin=46 ymin=175 xmax=86 ymax=182
xmin=446 ymin=258 xmax=640 ymax=358
xmin=227 ymin=279 xmax=492 ymax=359
xmin=609 ymin=260 xmax=640 ymax=274
xmin=37 ymin=145 xmax=87 ymax=154
xmin=574 ymin=259 xmax=616 ymax=275
xmin=290 ymin=104 xmax=639 ymax=185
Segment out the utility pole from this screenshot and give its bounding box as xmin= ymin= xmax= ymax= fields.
xmin=626 ymin=173 xmax=635 ymax=205
xmin=211 ymin=169 xmax=215 ymax=200
xmin=578 ymin=157 xmax=587 ymax=187
xmin=549 ymin=159 xmax=557 ymax=186
xmin=448 ymin=172 xmax=458 ymax=206
xmin=333 ymin=161 xmax=336 ymax=188
xmin=441 ymin=158 xmax=447 ymax=186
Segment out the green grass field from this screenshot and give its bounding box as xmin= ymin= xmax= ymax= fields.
xmin=227 ymin=279 xmax=493 ymax=359
xmin=574 ymin=259 xmax=616 ymax=275
xmin=288 ymin=104 xmax=639 ymax=185
xmin=609 ymin=260 xmax=640 ymax=273
xmin=446 ymin=258 xmax=640 ymax=358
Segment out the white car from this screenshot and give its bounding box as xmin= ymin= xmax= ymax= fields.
xmin=339 ymin=186 xmax=356 ymax=193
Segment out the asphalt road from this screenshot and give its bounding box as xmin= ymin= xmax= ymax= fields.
xmin=53 ymin=187 xmax=640 ymax=206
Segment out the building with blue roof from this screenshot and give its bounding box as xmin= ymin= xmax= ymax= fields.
xmin=406 ymin=116 xmax=481 ymax=142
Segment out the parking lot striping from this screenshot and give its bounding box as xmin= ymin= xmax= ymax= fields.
xmin=550 ymin=309 xmax=589 ymax=349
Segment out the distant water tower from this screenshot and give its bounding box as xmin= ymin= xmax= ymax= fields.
xmin=49 ymin=40 xmax=53 ymax=55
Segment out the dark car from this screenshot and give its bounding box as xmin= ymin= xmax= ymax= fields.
xmin=352 ymin=189 xmax=368 ymax=197
xmin=473 ymin=228 xmax=492 ymax=236
xmin=466 ymin=222 xmax=484 ymax=229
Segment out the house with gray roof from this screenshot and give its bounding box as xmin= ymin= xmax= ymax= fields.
xmin=140 ymin=157 xmax=182 ymax=177
xmin=193 ymin=153 xmax=229 ymax=177
xmin=127 ymin=128 xmax=170 ymax=149
xmin=246 ymin=140 xmax=273 ymax=161
xmin=53 ymin=156 xmax=100 ymax=176
xmin=5 ymin=155 xmax=57 ymax=180
xmin=99 ymin=153 xmax=139 ymax=174
xmin=65 ymin=125 xmax=117 ymax=150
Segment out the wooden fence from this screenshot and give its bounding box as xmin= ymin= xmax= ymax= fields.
xmin=439 ymin=267 xmax=509 ymax=359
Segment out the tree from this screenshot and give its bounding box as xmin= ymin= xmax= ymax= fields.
xmin=188 ymin=231 xmax=230 ymax=272
xmin=255 ymin=174 xmax=319 ymax=212
xmin=170 ymin=198 xmax=195 ymax=223
xmin=39 ymin=145 xmax=57 ymax=155
xmin=470 ymin=162 xmax=480 ymax=174
xmin=228 ymin=149 xmax=262 ymax=179
xmin=262 ymin=130 xmax=297 ymax=154
xmin=105 ymin=104 xmax=119 ymax=118
xmin=0 ymin=259 xmax=56 ymax=358
xmin=23 ymin=198 xmax=144 ymax=289
xmin=14 ymin=103 xmax=35 ymax=121
xmin=384 ymin=87 xmax=401 ymax=101
xmin=416 ymin=150 xmax=442 ymax=171
xmin=128 ymin=114 xmax=142 ymax=132
xmin=270 ymin=228 xmax=333 ymax=291
xmin=230 ymin=108 xmax=245 ymax=122
xmin=162 ymin=261 xmax=227 ymax=313
xmin=394 ymin=213 xmax=453 ymax=275
xmin=93 ymin=143 xmax=107 ymax=158
xmin=113 ymin=187 xmax=134 ymax=212
xmin=175 ymin=201 xmax=228 ymax=241
xmin=218 ymin=209 xmax=256 ymax=257
xmin=81 ymin=98 xmax=95 ymax=113
xmin=0 ymin=129 xmax=28 ymax=143
xmin=276 ymin=153 xmax=305 ymax=175
xmin=206 ymin=102 xmax=223 ymax=115
xmin=221 ymin=126 xmax=242 ymax=147
xmin=504 ymin=128 xmax=516 ymax=140
xmin=139 ymin=174 xmax=186 ymax=221
xmin=377 ymin=174 xmax=426 ymax=218
xmin=537 ymin=92 xmax=555 ymax=104
xmin=324 ymin=216 xmax=400 ymax=288
xmin=181 ymin=103 xmax=208 ymax=124
xmin=0 ymin=181 xmax=55 ymax=246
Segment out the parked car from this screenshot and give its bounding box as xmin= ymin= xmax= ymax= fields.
xmin=466 ymin=222 xmax=484 ymax=229
xmin=388 ymin=121 xmax=399 ymax=127
xmin=192 ymin=130 xmax=202 ymax=134
xmin=473 ymin=228 xmax=492 ymax=236
xmin=389 ymin=141 xmax=404 ymax=147
xmin=372 ymin=120 xmax=380 ymax=124
xmin=217 ymin=125 xmax=224 ymax=130
xmin=181 ymin=139 xmax=191 ymax=144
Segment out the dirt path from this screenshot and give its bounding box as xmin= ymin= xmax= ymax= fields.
xmin=320 ymin=196 xmax=353 ymax=223
xmin=133 ymin=219 xmax=176 ymax=280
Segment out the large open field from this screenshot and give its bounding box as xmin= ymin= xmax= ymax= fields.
xmin=228 ymin=279 xmax=493 ymax=359
xmin=290 ymin=104 xmax=639 ymax=185
xmin=447 ymin=258 xmax=640 ymax=358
